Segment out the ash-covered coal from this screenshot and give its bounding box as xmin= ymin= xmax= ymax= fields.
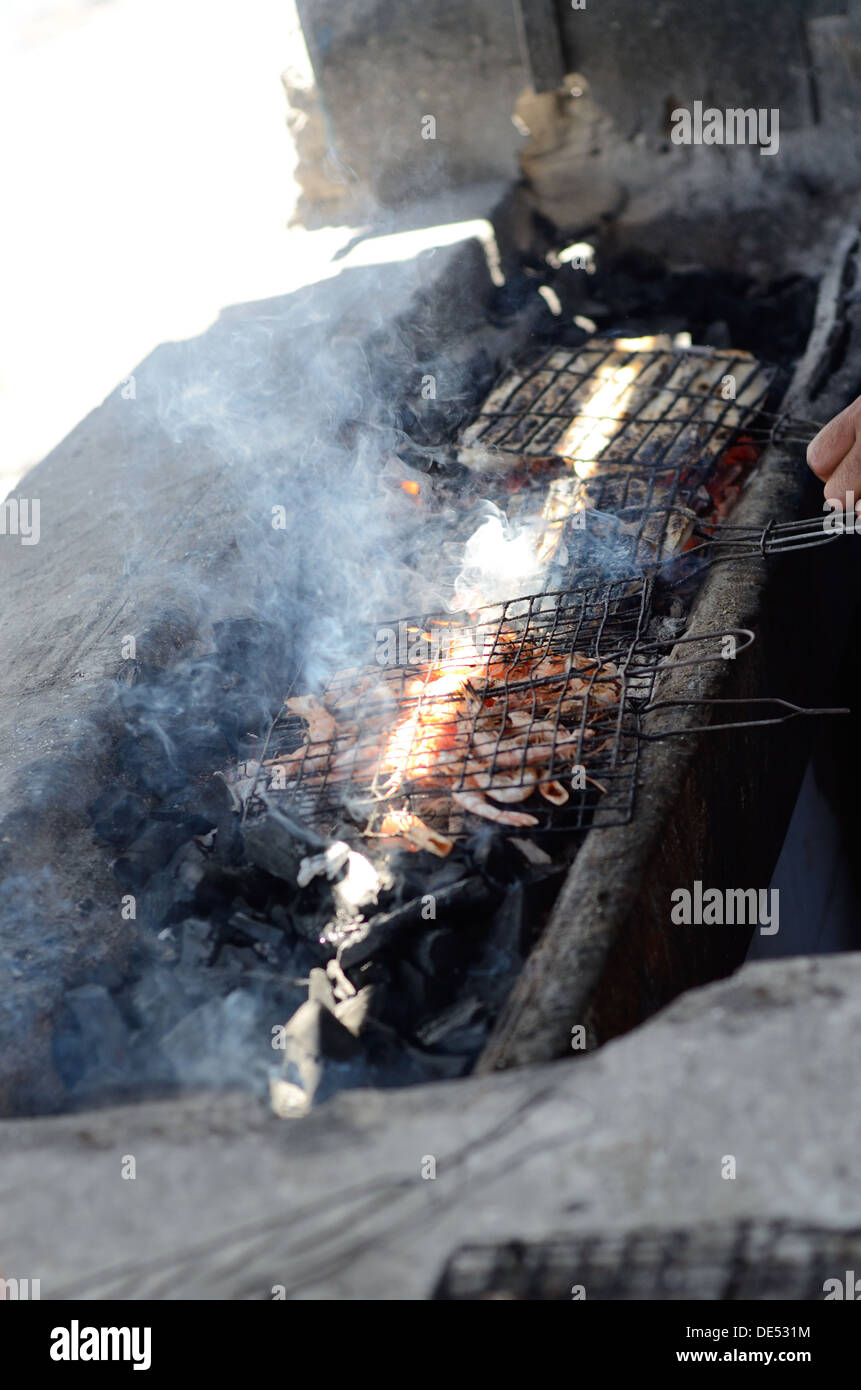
xmin=64 ymin=617 xmax=571 ymax=1110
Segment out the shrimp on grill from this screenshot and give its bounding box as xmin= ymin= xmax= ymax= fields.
xmin=262 ymin=694 xmax=340 ymax=787
xmin=285 ymin=694 xmax=337 ymax=743
xmin=377 ymin=808 xmax=454 ymax=857
xmin=268 ymin=624 xmax=623 ymax=832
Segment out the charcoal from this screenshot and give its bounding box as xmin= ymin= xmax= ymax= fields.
xmin=210 ymin=943 xmax=260 ymax=975
xmin=254 ymin=975 xmax=308 ymax=1022
xmin=522 ymin=867 xmax=568 ymax=952
xmin=129 ymin=966 xmax=199 ymax=1036
xmin=150 ymin=809 xmax=215 ymax=836
xmin=113 ymin=733 xmax=189 ymax=798
xmin=375 ymin=959 xmax=430 ymax=1031
xmin=414 ymin=996 xmax=487 ymax=1053
xmin=352 ymin=959 xmax=389 ymax=988
xmin=321 ymin=1001 xmax=455 ymax=1087
xmin=179 ymin=917 xmax=215 ymax=969
xmin=244 ymin=802 xmax=328 ymax=877
xmin=487 ymin=270 xmax=539 ymax=323
xmin=242 ymin=807 xmax=307 ymax=884
xmin=262 ymin=807 xmax=329 ymax=852
xmin=484 ymin=882 xmax=526 ymax=957
xmin=194 ymin=865 xmax=274 ymax=921
xmin=389 ymin=849 xmax=474 ymax=900
xmin=338 ymin=876 xmax=490 ymax=973
xmin=196 ymin=770 xmax=238 ymax=819
xmin=411 ymin=928 xmax=471 ymax=978
xmin=336 ymin=904 xmax=419 ymax=972
xmin=145 ymin=841 xmax=208 ymax=928
xmin=159 ymin=988 xmax=267 ymax=1089
xmin=228 ymin=912 xmax=287 ymax=965
xmin=383 ymin=849 xmax=437 ymax=894
xmin=53 ymin=984 xmax=132 ymax=1091
xmin=113 ymin=820 xmax=200 ymax=892
xmin=508 ymin=837 xmax=552 ymax=867
xmin=466 ymin=832 xmax=523 ymax=884
xmin=422 ymin=857 xmax=479 ymax=895
xmin=291 ymin=907 xmax=338 ymax=949
xmin=268 ymin=902 xmax=291 ymax=930
xmin=434 ymin=875 xmax=500 ymax=923
xmin=396 ymin=1038 xmax=475 ymax=1082
xmin=89 ymin=790 xmax=148 ymax=848
xmin=248 ymin=937 xmax=283 ymax=967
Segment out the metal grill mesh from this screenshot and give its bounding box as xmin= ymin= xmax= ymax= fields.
xmin=242 ymin=342 xmax=781 ymax=840
xmin=259 ymin=579 xmax=655 ymax=837
xmin=458 ymin=342 xmax=777 ymax=581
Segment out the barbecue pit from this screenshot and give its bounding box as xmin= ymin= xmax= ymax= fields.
xmin=5 ymin=4 xmax=861 ymax=1132
xmin=69 ymin=242 xmax=859 ymax=1115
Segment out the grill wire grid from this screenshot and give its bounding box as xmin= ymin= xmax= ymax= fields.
xmin=248 ymin=343 xmax=792 ymax=838
xmin=261 ymin=580 xmax=657 ymax=834
xmin=457 ymin=343 xmax=778 ymax=583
